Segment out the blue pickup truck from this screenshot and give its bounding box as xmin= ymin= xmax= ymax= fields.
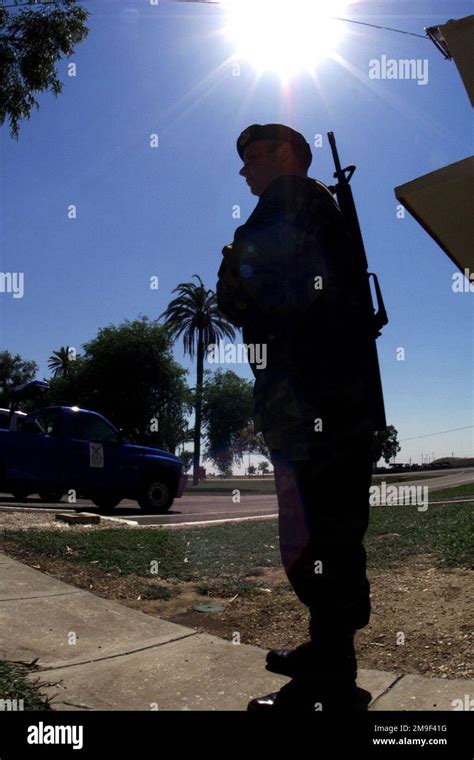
xmin=0 ymin=382 xmax=187 ymax=513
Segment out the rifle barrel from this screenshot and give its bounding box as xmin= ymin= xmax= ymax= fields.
xmin=327 ymin=132 xmax=343 ymax=176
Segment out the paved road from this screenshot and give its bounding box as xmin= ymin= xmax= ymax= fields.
xmin=0 ymin=468 xmax=472 ymax=527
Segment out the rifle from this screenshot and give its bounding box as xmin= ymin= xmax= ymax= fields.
xmin=327 ymin=131 xmax=388 ymax=431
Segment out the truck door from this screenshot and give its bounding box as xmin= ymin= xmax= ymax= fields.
xmin=8 ymin=409 xmax=61 ymax=484
xmin=63 ymin=411 xmax=129 ymax=492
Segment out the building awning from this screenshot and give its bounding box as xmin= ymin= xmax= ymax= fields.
xmin=394 ymin=157 xmax=473 ymax=274
xmin=395 ymin=16 xmax=473 ymax=274
xmin=426 ymin=15 xmax=474 ymax=106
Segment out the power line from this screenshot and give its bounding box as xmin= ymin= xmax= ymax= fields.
xmin=401 ymin=425 xmax=474 ymax=442
xmin=1 ymin=0 xmax=431 ymax=41
xmin=331 ymin=16 xmax=428 ymax=40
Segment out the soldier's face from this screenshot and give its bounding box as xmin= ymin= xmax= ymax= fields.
xmin=239 ymin=140 xmax=282 ymax=197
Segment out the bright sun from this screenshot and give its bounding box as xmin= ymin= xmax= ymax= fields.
xmin=223 ymin=0 xmax=349 ymax=80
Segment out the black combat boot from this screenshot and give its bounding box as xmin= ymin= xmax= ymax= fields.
xmin=247 ymin=678 xmax=371 ymax=713
xmin=266 ymin=630 xmax=357 ymax=681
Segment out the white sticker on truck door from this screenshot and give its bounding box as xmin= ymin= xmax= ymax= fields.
xmin=89 ymin=442 xmax=104 ymax=468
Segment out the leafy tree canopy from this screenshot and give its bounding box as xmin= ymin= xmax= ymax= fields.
xmin=0 ymin=0 xmax=90 ymax=139
xmin=47 ymin=317 xmax=191 ymax=452
xmin=0 ymin=350 xmax=37 ymax=407
xmin=372 ymin=424 xmax=401 ymax=465
xmin=202 ymin=368 xmax=253 ymax=474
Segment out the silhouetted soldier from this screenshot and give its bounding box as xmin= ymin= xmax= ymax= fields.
xmin=217 ymin=124 xmax=379 ymax=711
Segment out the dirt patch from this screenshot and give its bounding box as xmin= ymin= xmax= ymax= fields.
xmin=1 ymin=540 xmax=471 ymax=680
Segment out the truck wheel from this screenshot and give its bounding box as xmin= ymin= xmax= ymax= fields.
xmin=11 ymin=484 xmax=30 ymax=501
xmin=90 ymin=494 xmax=122 ymax=510
xmin=138 ymin=480 xmax=174 ymax=513
xmin=38 ymin=489 xmax=64 ymax=503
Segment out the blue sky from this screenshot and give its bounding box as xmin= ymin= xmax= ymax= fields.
xmin=1 ymin=0 xmax=472 ymax=470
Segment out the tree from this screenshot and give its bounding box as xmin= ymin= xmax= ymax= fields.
xmin=202 ymin=369 xmax=253 ymax=476
xmin=372 ymin=425 xmax=401 ymax=466
xmin=48 ymin=345 xmax=78 ymax=378
xmin=0 ymin=350 xmax=37 ymax=406
xmin=44 ymin=354 xmax=86 ymax=408
xmin=235 ymin=423 xmax=270 ymax=461
xmin=47 ymin=317 xmax=191 ymax=452
xmin=258 ymin=460 xmax=269 ymax=475
xmin=159 ymin=275 xmax=236 ymax=485
xmin=178 ymin=449 xmax=194 ymax=473
xmin=0 ymin=0 xmax=90 ymax=140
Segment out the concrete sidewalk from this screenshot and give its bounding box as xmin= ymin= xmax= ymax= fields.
xmin=0 ymin=551 xmax=471 ymax=711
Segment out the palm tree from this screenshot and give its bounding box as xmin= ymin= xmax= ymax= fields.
xmin=48 ymin=346 xmax=76 ymax=379
xmin=159 ymin=275 xmax=236 ymax=486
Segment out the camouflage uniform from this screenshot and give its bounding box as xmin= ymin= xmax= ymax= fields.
xmin=217 ymin=173 xmax=377 ymax=644
xmin=217 ymin=175 xmax=374 ymax=456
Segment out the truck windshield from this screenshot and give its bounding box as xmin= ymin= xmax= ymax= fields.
xmin=71 ymin=412 xmax=121 ymax=444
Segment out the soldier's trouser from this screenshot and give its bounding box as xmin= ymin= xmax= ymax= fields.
xmin=268 ymin=431 xmax=373 ymax=639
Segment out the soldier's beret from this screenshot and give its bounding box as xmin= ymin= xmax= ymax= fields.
xmin=237 ymin=123 xmax=312 ymax=170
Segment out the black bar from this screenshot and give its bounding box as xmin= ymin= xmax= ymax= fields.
xmin=0 ymin=710 xmax=472 ymax=757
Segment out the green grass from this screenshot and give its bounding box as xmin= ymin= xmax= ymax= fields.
xmin=372 ymin=471 xmax=461 ymax=482
xmin=364 ymin=482 xmax=473 ymax=568
xmin=190 ymin=469 xmax=467 ymax=494
xmin=367 ymin=502 xmax=472 ymax=568
xmin=197 ymin=579 xmax=267 ymax=597
xmin=426 ymin=483 xmax=474 ymax=501
xmin=139 ymin=584 xmax=173 ymax=600
xmin=1 ymin=521 xmax=280 ymax=580
xmin=0 ymin=661 xmax=52 ymax=711
xmin=2 ymin=489 xmax=472 ymax=579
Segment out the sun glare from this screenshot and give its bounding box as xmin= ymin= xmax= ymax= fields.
xmin=223 ymin=0 xmax=349 ymax=80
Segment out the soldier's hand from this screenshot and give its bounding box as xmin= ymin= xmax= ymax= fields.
xmin=221 ymin=243 xmax=242 ymax=284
